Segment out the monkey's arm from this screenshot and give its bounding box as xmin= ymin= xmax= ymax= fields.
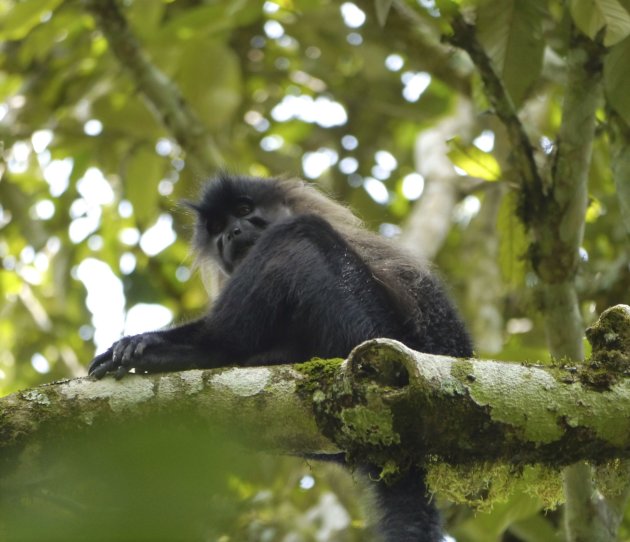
xmin=89 ymin=215 xmax=406 ymax=380
xmin=88 ymin=320 xmax=214 ymax=379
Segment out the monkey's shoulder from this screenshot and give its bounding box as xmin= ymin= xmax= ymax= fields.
xmin=270 ymin=213 xmax=336 ymax=232
xmin=259 ymin=213 xmax=345 ymax=246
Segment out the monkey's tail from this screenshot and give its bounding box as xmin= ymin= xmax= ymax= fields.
xmin=305 ymin=456 xmax=444 ymax=541
xmin=367 ymin=466 xmax=444 ymax=542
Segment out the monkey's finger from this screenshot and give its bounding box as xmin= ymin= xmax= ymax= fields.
xmin=114 ymin=365 xmax=131 ymax=380
xmin=112 ymin=339 xmax=130 ymax=364
xmin=91 ymin=360 xmax=116 ymax=379
xmin=135 ymin=339 xmax=147 ymax=356
xmin=120 ymin=341 xmax=137 ymax=366
xmin=88 ymin=348 xmax=113 ymax=375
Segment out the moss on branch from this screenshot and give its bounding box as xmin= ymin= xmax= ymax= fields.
xmin=1 ymin=306 xmax=630 ymax=507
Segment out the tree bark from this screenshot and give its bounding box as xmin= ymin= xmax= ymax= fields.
xmin=2 ymin=305 xmax=630 ymax=469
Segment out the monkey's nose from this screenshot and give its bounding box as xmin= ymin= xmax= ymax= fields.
xmin=228 ymin=226 xmax=241 ymax=241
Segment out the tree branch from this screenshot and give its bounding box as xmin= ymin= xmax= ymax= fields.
xmin=535 ymin=31 xmax=603 ymax=360
xmin=84 ymin=0 xmax=222 ymax=176
xmin=448 ymin=14 xmax=544 ymax=206
xmin=2 ymin=306 xmax=630 ymax=469
xmin=389 ymin=0 xmax=472 ymax=95
xmin=400 ymin=97 xmax=476 ymax=259
xmin=609 ymin=110 xmax=630 ymax=237
xmin=448 ymin=13 xmax=611 ymax=536
xmin=1 ymin=364 xmax=336 ymax=456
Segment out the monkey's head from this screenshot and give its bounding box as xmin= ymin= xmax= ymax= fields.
xmin=188 ymin=175 xmax=292 ymax=274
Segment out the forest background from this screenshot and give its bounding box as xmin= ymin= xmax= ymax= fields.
xmin=1 ymin=0 xmax=630 ymax=540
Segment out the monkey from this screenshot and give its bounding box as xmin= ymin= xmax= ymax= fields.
xmin=89 ymin=173 xmax=473 ymax=542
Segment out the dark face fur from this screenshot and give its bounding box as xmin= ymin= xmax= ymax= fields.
xmin=190 ymin=175 xmax=291 ymax=274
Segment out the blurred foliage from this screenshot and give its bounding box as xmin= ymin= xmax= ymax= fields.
xmin=1 ymin=0 xmax=630 ymax=540
xmin=0 ymin=415 xmax=367 ymax=541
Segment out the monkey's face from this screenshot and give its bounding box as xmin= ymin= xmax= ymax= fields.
xmin=192 ymin=184 xmax=291 ymax=275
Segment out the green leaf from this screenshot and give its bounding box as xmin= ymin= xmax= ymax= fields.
xmin=175 ymin=39 xmax=242 ymax=130
xmin=0 ymin=0 xmax=63 ymax=41
xmin=0 ymin=73 xmax=22 ymax=102
xmin=446 ymin=137 xmax=501 ymax=181
xmin=585 ymin=196 xmax=603 ymax=222
xmin=570 ymin=0 xmax=630 ymax=46
xmin=497 ymin=191 xmax=529 ymax=287
xmin=477 ymin=0 xmax=546 ymax=107
xmin=125 ymin=147 xmax=164 ymax=227
xmin=92 ymin=86 xmax=164 ymax=140
xmin=604 ymin=35 xmax=630 ymax=124
xmin=157 ymin=1 xmax=260 ymax=40
xmin=374 ymin=0 xmax=394 ymax=26
xmin=19 ymin=8 xmax=82 ymax=65
xmin=570 ymin=0 xmax=606 ymax=39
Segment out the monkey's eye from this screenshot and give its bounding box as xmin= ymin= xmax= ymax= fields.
xmin=233 ymin=200 xmax=253 ymax=217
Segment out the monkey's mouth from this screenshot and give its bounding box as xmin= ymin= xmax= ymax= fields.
xmin=223 ymin=239 xmax=256 ymax=273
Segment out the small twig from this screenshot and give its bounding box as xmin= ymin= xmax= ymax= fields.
xmin=448 ymin=14 xmax=544 ymax=213
xmin=390 ymin=0 xmax=472 ymax=94
xmin=84 ymin=0 xmax=222 ymax=176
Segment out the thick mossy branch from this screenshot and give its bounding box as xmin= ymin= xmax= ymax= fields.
xmin=340 ymin=337 xmax=630 ymax=467
xmin=587 ymin=305 xmax=630 ymax=372
xmin=1 ymin=306 xmax=630 ymax=471
xmin=0 ymin=366 xmax=338 ymax=457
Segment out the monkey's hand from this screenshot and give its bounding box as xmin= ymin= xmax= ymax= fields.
xmin=88 ymin=333 xmax=167 ymax=380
